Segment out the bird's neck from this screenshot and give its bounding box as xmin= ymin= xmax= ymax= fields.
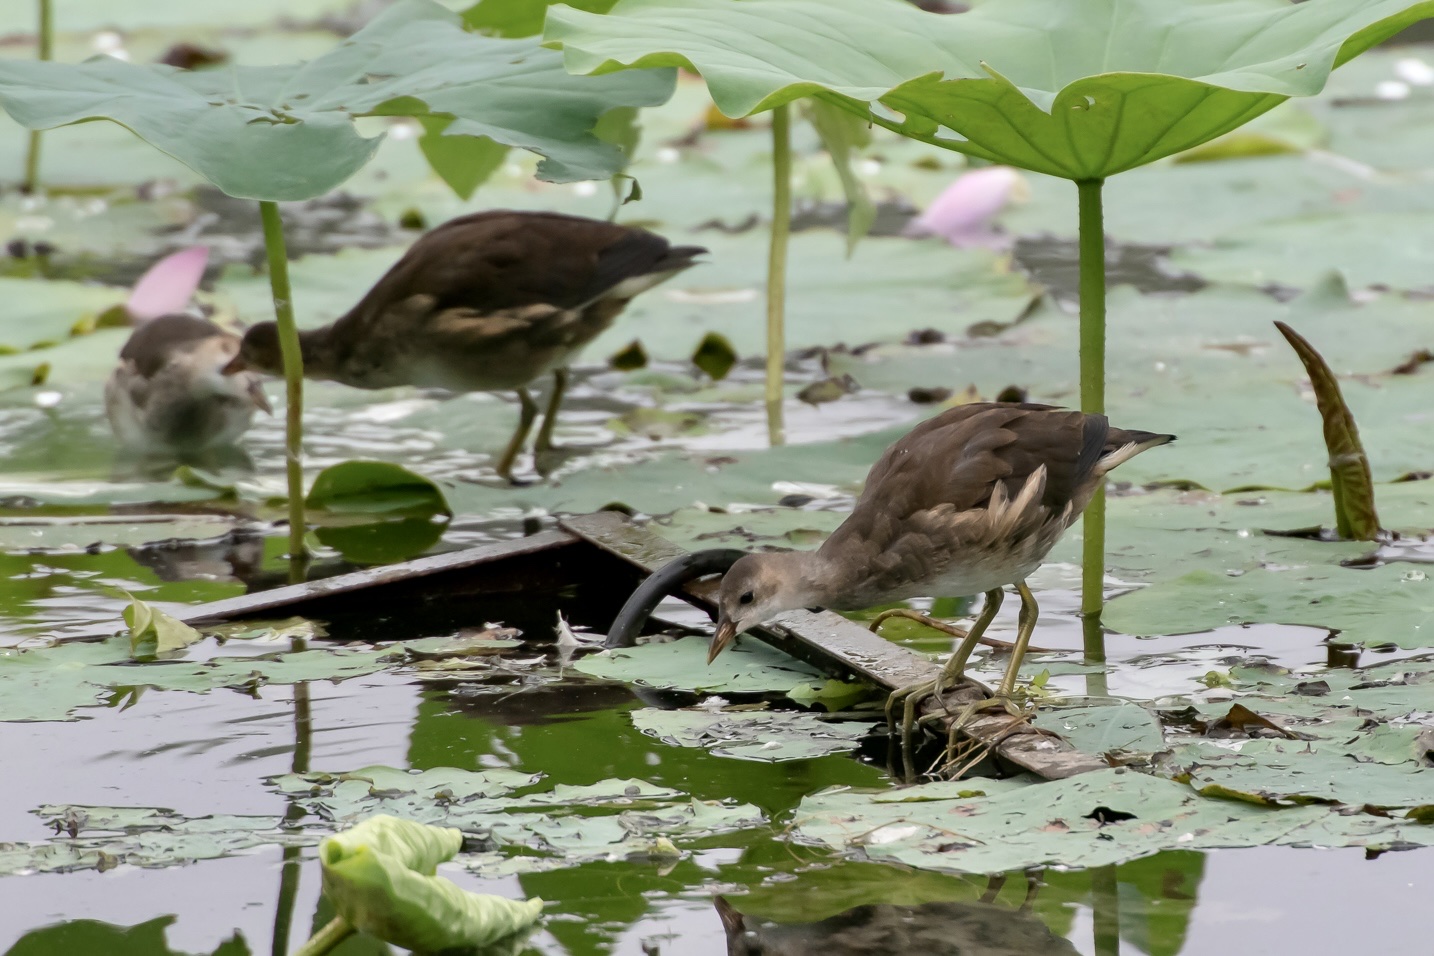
xmin=770 ymin=548 xmax=845 ymax=612
xmin=293 ymin=327 xmax=337 ymax=379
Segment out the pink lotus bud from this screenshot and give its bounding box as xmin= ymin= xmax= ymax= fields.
xmin=904 ymin=166 xmax=1025 ymax=248
xmin=126 ymin=246 xmax=209 ymax=321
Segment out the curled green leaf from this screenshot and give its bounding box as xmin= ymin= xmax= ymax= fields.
xmin=317 ymin=815 xmax=543 ymax=953
xmin=1273 ymin=321 xmax=1381 ymax=540
xmin=122 ymin=593 xmax=203 ymax=655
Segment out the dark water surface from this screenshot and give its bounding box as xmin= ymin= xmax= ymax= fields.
xmin=2 ymin=580 xmax=1429 ymax=956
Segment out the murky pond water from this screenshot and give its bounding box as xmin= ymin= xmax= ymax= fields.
xmin=2 ymin=559 xmax=1430 ymax=956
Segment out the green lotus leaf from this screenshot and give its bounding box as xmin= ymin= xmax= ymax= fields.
xmin=0 ymin=0 xmax=675 ymax=201
xmin=305 ymin=461 xmax=451 ymax=517
xmin=547 ymin=0 xmax=1434 ymax=179
xmin=319 ymin=815 xmax=544 ymax=952
xmin=122 ymin=594 xmax=203 ymax=655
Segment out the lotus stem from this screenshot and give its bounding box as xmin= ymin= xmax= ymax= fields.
xmin=258 ymin=200 xmax=310 ymax=575
xmin=1090 ymin=865 xmax=1120 ymax=956
xmin=765 ymin=102 xmax=791 ymax=446
xmin=271 ymin=844 xmax=304 ymax=956
xmin=1077 ymin=178 xmax=1106 ymax=660
xmin=21 ymin=0 xmax=52 ymax=193
xmin=292 ymin=917 xmax=355 ymax=956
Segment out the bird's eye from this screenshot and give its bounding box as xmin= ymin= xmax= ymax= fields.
xmin=739 ymin=591 xmax=755 ymax=605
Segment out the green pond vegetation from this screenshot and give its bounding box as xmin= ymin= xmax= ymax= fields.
xmin=2 ymin=0 xmax=1434 ymax=954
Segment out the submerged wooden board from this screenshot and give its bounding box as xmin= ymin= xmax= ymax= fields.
xmin=561 ymin=512 xmax=1105 ymax=780
xmin=179 ymin=529 xmax=577 ymax=624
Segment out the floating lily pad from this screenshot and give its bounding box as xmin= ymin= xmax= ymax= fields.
xmin=791 ymin=767 xmax=1434 ymax=875
xmin=1032 ymin=701 xmax=1165 ymax=759
xmin=1094 ymin=485 xmax=1434 ymax=649
xmin=575 ymin=636 xmax=825 ymax=694
xmin=272 ymin=764 xmax=765 ymax=874
xmin=0 ymin=635 xmax=392 ymax=722
xmin=306 ymin=460 xmax=451 ymax=517
xmin=123 ymin=595 xmax=203 ymax=655
xmin=632 ymin=707 xmax=876 ymax=761
xmin=0 ymin=805 xmax=299 ymax=875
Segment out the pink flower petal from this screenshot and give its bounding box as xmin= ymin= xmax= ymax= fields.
xmin=904 ymin=166 xmax=1021 ymax=247
xmin=126 ymin=246 xmax=209 ymax=321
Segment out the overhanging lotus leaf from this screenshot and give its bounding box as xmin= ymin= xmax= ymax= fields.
xmin=547 ymin=0 xmax=1434 ymax=179
xmin=0 ymin=0 xmax=674 ymax=200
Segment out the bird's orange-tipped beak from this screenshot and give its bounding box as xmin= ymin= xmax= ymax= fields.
xmin=708 ymin=618 xmax=738 ymax=664
xmin=245 ymin=377 xmax=273 ymax=415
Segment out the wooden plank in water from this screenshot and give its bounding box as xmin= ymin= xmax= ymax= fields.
xmin=179 ymin=529 xmax=577 ymax=624
xmin=561 ymin=512 xmax=1106 ymax=780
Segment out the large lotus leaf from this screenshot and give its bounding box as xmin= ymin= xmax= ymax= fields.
xmin=791 ymin=768 xmax=1434 ymax=874
xmin=1090 ymin=483 xmax=1434 ymax=648
xmin=1172 ymin=212 xmax=1434 ymax=291
xmin=547 ymin=0 xmax=1434 ymax=179
xmin=0 ymin=0 xmax=674 ymax=201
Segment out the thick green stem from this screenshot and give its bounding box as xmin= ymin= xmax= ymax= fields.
xmin=765 ymin=103 xmax=791 ymax=446
xmin=258 ymin=200 xmax=309 ymax=574
xmin=292 ymin=918 xmax=355 ymax=956
xmin=1077 ymin=178 xmax=1107 ymax=661
xmin=21 ymin=0 xmax=52 ymax=193
xmin=1090 ymin=865 xmax=1120 ymax=956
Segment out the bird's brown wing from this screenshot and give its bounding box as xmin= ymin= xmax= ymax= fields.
xmin=824 ymin=404 xmax=1112 ymax=557
xmin=333 ymin=211 xmax=701 ymax=338
xmin=422 ymin=303 xmax=589 ymax=352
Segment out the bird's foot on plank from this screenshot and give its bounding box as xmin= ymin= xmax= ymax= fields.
xmin=885 ymin=674 xmax=978 ymax=783
xmin=885 ymin=678 xmax=939 ymax=784
xmin=939 ymin=694 xmax=1064 ymax=780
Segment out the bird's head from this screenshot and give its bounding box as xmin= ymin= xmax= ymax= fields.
xmin=222 ymin=322 xmax=283 ymax=378
xmin=710 ymin=552 xmax=813 ymax=663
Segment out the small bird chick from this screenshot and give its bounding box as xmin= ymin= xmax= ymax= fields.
xmin=105 ymin=314 xmax=271 ymax=457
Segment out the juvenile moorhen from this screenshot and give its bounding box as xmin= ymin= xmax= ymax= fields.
xmin=227 ymin=210 xmax=706 ymax=480
xmin=707 ymin=402 xmax=1173 ymax=774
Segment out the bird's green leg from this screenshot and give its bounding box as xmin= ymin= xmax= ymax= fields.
xmin=885 ymin=587 xmax=1005 ymax=782
xmin=938 ymin=580 xmax=1043 ymax=767
xmin=533 ymin=367 xmax=568 ymax=457
xmin=494 ymin=388 xmax=539 ymax=482
xmin=936 ymin=587 xmax=1006 ymax=687
xmin=997 ymin=580 xmax=1040 ymax=699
